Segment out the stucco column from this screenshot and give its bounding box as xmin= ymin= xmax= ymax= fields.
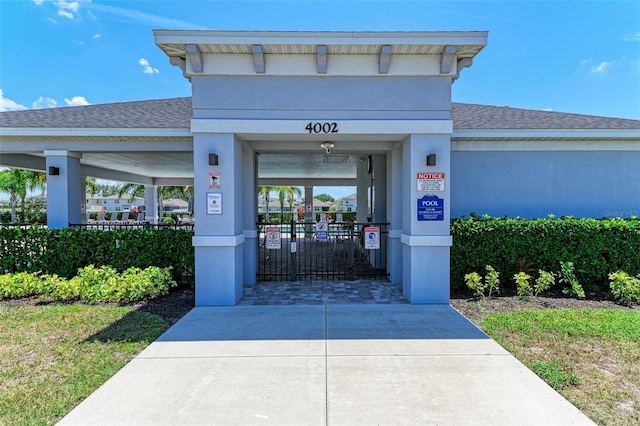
xmin=144 ymin=185 xmax=159 ymax=224
xmin=387 ymin=143 xmax=403 ymax=283
xmin=45 ymin=150 xmax=82 ymax=228
xmin=401 ymin=134 xmax=452 ymax=303
xmin=242 ymin=146 xmax=257 ymax=286
xmin=192 ymin=132 xmax=245 ymax=306
xmin=304 ymin=186 xmax=314 ymax=222
xmin=356 ymin=156 xmax=370 ymax=224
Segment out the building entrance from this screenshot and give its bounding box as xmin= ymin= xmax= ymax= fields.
xmin=256 ymin=221 xmax=389 ymax=281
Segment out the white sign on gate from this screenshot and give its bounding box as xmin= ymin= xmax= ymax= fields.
xmin=364 ymin=226 xmax=380 ymax=250
xmin=315 ymin=221 xmax=328 ymax=241
xmin=266 ymin=227 xmax=281 ymax=249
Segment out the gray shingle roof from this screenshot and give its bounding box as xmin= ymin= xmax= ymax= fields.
xmin=1 ymin=97 xmax=638 ymax=130
xmin=0 ymin=97 xmax=192 ymax=129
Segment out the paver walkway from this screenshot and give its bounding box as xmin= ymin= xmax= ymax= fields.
xmin=239 ymin=279 xmax=408 ymax=305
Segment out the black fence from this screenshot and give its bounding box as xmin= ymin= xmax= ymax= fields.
xmin=69 ymin=222 xmax=194 ymax=231
xmin=257 ymin=221 xmax=389 ymax=281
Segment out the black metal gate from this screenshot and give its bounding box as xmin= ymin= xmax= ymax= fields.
xmin=257 ymin=221 xmax=389 ymax=281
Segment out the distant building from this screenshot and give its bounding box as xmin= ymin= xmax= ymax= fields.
xmin=334 ymin=193 xmax=357 ymax=212
xmin=86 ymin=195 xmax=145 ymax=212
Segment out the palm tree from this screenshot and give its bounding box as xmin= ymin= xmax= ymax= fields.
xmin=284 ymin=186 xmax=302 ymax=214
xmin=258 ymin=186 xmax=275 ymax=222
xmin=117 ymin=183 xmax=192 ymax=218
xmin=0 ymin=168 xmax=46 ymax=222
xmin=84 ymin=177 xmax=100 ymax=196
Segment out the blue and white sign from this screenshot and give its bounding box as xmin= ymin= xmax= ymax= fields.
xmin=315 ymin=221 xmax=328 ymax=241
xmin=364 ymin=226 xmax=380 ymax=249
xmin=417 ymin=195 xmax=444 ymax=221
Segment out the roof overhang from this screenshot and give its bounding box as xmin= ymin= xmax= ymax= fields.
xmin=153 ymin=30 xmax=488 ymax=79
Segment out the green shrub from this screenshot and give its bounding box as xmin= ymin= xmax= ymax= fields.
xmin=608 ymin=271 xmax=640 ymax=305
xmin=464 ymin=272 xmax=484 ymax=297
xmin=451 ymin=217 xmax=640 ymax=293
xmin=514 ymin=272 xmax=533 ymax=300
xmin=0 ymin=265 xmax=176 ymax=304
xmin=0 ymin=271 xmax=41 ymax=299
xmin=534 ymin=270 xmax=555 ymax=296
xmin=485 ymin=265 xmax=500 ymax=297
xmin=0 ymin=227 xmax=194 ymax=282
xmin=559 ymin=261 xmax=585 ymax=298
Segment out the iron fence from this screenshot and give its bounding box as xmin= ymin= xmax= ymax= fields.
xmin=257 ymin=221 xmax=389 ymax=281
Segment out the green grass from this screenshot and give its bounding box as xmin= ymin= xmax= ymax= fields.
xmin=0 ymin=304 xmax=169 ymax=426
xmin=482 ymin=309 xmax=640 ymax=425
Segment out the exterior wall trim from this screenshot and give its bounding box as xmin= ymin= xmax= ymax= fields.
xmin=192 ymin=235 xmax=245 ymax=247
xmin=401 ymin=234 xmax=453 ymax=247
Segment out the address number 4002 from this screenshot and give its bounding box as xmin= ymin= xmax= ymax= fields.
xmin=305 ymin=122 xmax=338 ymax=134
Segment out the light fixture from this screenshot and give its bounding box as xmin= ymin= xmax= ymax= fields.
xmin=208 ymin=153 xmax=219 ymax=166
xmin=426 ymin=154 xmax=437 ymax=167
xmin=48 ymin=166 xmax=60 ymax=176
xmin=320 ymin=142 xmax=334 ymax=154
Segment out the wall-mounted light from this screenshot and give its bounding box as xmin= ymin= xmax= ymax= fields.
xmin=208 ymin=153 xmax=219 ymax=166
xmin=426 ymin=154 xmax=437 ymax=167
xmin=48 ymin=166 xmax=60 ymax=176
xmin=320 ymin=142 xmax=335 ymax=154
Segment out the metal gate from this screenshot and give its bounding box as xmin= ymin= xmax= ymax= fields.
xmin=257 ymin=221 xmax=389 ymax=281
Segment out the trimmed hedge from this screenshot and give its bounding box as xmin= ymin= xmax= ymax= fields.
xmin=0 ymin=227 xmax=193 ymax=282
xmin=451 ymin=217 xmax=640 ymax=292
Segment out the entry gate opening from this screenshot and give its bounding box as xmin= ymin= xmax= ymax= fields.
xmin=257 ymin=221 xmax=389 ymax=281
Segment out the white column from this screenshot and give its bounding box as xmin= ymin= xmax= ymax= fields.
xmin=401 ymin=134 xmax=452 ymax=303
xmin=45 ymin=150 xmax=82 ymax=228
xmin=242 ymin=145 xmax=257 ymax=286
xmin=387 ymin=143 xmax=403 ymax=283
xmin=304 ymin=186 xmax=314 ymax=222
xmin=144 ymin=185 xmax=159 ymax=224
xmin=356 ymin=156 xmax=370 ymax=224
xmin=192 ymin=133 xmax=245 ymax=306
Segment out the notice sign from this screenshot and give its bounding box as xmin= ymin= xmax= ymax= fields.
xmin=266 ymin=227 xmax=281 ymax=249
xmin=316 ymin=221 xmax=328 ymax=241
xmin=417 ymin=172 xmax=445 ymax=192
xmin=364 ymin=226 xmax=380 ymax=250
xmin=417 ymin=195 xmax=444 ymax=221
xmin=207 ymin=193 xmax=222 ymax=215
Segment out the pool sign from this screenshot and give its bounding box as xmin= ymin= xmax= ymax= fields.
xmin=316 ymin=221 xmax=328 ymax=241
xmin=364 ymin=226 xmax=380 ymax=249
xmin=417 ymin=195 xmax=444 ymax=221
xmin=417 ymin=172 xmax=445 ymax=192
xmin=266 ymin=227 xmax=281 ymax=249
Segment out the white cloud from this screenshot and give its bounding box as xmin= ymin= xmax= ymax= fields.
xmin=579 ymin=58 xmax=592 ymax=65
xmin=0 ymin=89 xmax=28 ymax=112
xmin=139 ymin=58 xmax=159 ymax=75
xmin=542 ymin=107 xmax=553 ymax=112
xmin=32 ymin=96 xmax=58 ymax=109
xmin=33 ymin=0 xmax=86 ymax=20
xmin=64 ymin=96 xmax=90 ymax=106
xmin=57 ymin=8 xmax=74 ymax=19
xmin=87 ymin=3 xmax=207 ymax=30
xmin=591 ymin=61 xmax=613 ymax=74
xmin=93 ymin=33 xmax=100 ymax=38
xmin=624 ymin=32 xmax=640 ymax=42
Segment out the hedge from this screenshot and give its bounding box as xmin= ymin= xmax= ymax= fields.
xmin=2 ymin=218 xmax=639 ymax=293
xmin=451 ymin=217 xmax=640 ymax=292
xmin=0 ymin=227 xmax=194 ymax=283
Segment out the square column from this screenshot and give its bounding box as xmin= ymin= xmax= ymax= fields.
xmin=192 ymin=133 xmax=245 ymax=306
xmin=387 ymin=143 xmax=403 ymax=283
xmin=242 ymin=146 xmax=257 ymax=286
xmin=144 ymin=185 xmax=159 ymax=224
xmin=45 ymin=150 xmax=82 ymax=228
xmin=401 ymin=134 xmax=452 ymax=303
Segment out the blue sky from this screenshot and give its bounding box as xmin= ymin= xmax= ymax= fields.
xmin=1 ymin=0 xmax=638 ymax=119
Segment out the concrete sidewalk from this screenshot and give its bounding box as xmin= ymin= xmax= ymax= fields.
xmin=58 ymin=305 xmax=594 ymax=425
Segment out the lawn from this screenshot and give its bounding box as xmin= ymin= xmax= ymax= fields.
xmin=481 ymin=308 xmax=640 ymax=425
xmin=1 ymin=300 xmax=639 ymax=425
xmin=0 ymin=304 xmax=169 ymax=426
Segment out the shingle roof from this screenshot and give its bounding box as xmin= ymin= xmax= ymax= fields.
xmin=0 ymin=97 xmax=192 ymax=129
xmin=1 ymin=97 xmax=638 ymax=130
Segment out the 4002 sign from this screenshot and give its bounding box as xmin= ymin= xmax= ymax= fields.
xmin=305 ymin=122 xmax=339 ymax=134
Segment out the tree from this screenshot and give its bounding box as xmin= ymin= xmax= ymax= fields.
xmin=315 ymin=193 xmax=335 ymax=203
xmin=258 ymin=186 xmax=275 ymax=222
xmin=0 ymin=168 xmax=46 ymax=222
xmin=117 ymin=183 xmax=192 ymax=217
